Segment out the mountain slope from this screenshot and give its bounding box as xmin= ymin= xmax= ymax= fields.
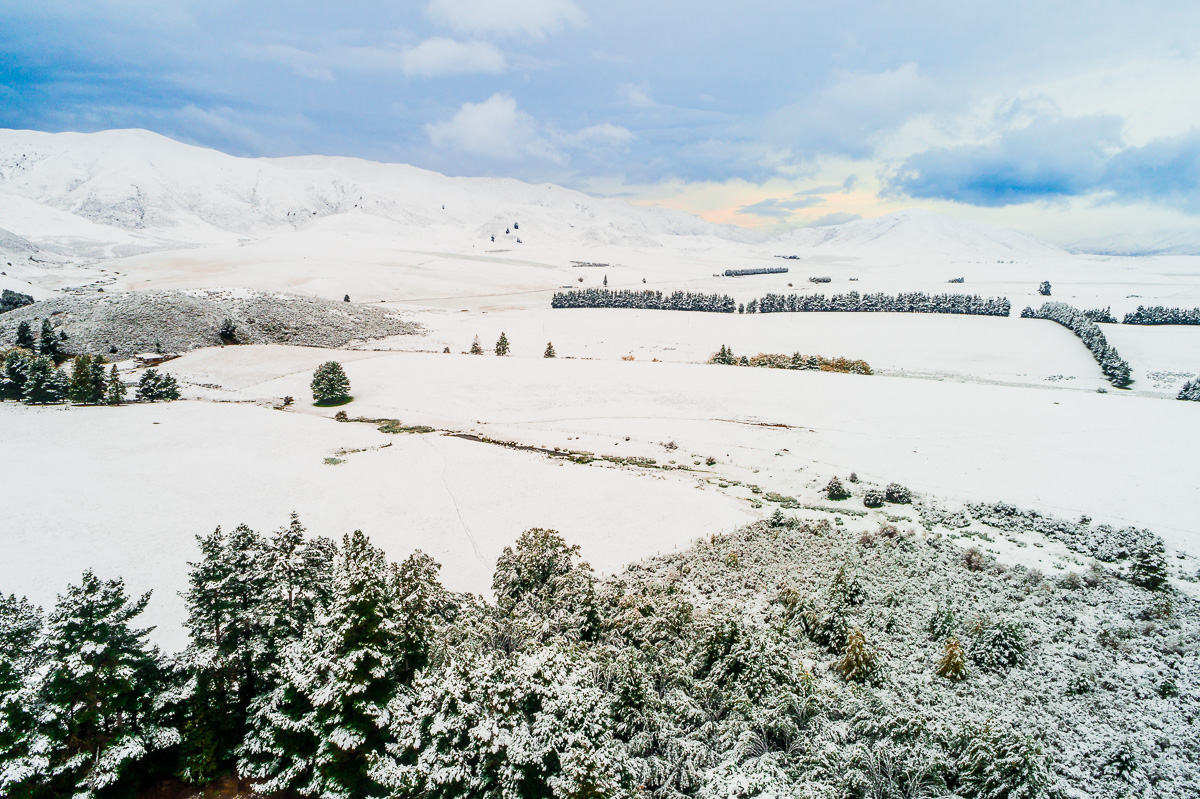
xmin=774 ymin=208 xmax=1064 ymax=260
xmin=0 ymin=128 xmax=767 ymax=258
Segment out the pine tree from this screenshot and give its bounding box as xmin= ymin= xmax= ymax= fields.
xmin=181 ymin=524 xmax=274 ymax=781
xmin=21 ymin=356 xmax=68 ymax=404
xmin=68 ymin=354 xmax=94 ymax=404
xmin=14 ymin=320 xmax=34 ymax=350
xmin=937 ymin=635 xmax=968 ymax=681
xmin=311 ymin=361 xmax=350 ymax=405
xmin=834 ymin=626 xmax=877 ymax=683
xmin=495 ymin=331 xmax=510 ymax=356
xmin=137 ymin=368 xmax=181 ymax=402
xmin=105 ymin=364 xmax=127 ymax=405
xmin=1038 ymin=281 xmax=1052 ymax=296
xmin=242 ymin=531 xmax=403 ymax=799
xmin=1129 ymin=541 xmax=1168 ymax=590
xmin=470 ymin=335 xmax=484 ymax=355
xmin=38 ymin=319 xmax=61 ymax=359
xmin=34 ymin=571 xmax=178 ymax=798
xmin=0 ymin=594 xmax=46 ymax=798
xmin=544 ymin=341 xmax=556 ymax=358
xmin=1 ymin=349 xmax=32 ymax=400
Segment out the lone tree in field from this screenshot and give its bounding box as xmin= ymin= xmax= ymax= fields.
xmin=470 ymin=335 xmax=484 ymax=355
xmin=495 ymin=332 xmax=510 ymax=356
xmin=1038 ymin=281 xmax=1052 ymax=296
xmin=311 ymin=361 xmax=350 ymax=405
xmin=544 ymin=341 xmax=556 ymax=358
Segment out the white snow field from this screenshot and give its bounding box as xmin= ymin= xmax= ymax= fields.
xmin=0 ymin=400 xmax=754 ymax=649
xmin=3 ymin=129 xmax=1200 ymax=646
xmin=161 ymin=345 xmax=1199 ymax=550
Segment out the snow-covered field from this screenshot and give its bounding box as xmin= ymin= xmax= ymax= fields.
xmin=0 ymin=400 xmax=754 ymax=649
xmin=3 ymin=129 xmax=1200 ymax=649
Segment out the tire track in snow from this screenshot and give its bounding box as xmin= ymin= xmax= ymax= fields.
xmin=422 ymin=436 xmax=487 ymax=568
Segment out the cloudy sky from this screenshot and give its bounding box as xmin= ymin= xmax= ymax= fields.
xmin=2 ymin=0 xmax=1199 ymax=248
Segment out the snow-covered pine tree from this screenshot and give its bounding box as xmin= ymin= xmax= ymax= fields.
xmin=180 ymin=524 xmax=273 ymax=781
xmin=544 ymin=341 xmax=556 ymax=358
xmin=0 ymin=349 xmax=31 ymax=400
xmin=33 ymin=571 xmax=178 ymax=798
xmin=1038 ymin=281 xmax=1052 ymax=296
xmin=493 ymin=527 xmax=600 ymax=645
xmin=242 ymin=530 xmax=403 ymax=799
xmin=310 ymin=361 xmax=350 ymax=405
xmin=495 ymin=331 xmax=510 ymax=356
xmin=105 ymin=364 xmax=126 ymax=405
xmin=1128 ymin=540 xmax=1168 ymax=590
xmin=21 ymin=355 xmax=68 ymax=404
xmin=936 ymin=635 xmax=968 ymax=681
xmin=0 ymin=594 xmax=46 ymax=798
xmin=1178 ymin=378 xmax=1200 ymax=401
xmin=469 ymin=335 xmax=483 ymax=355
xmin=37 ymin=319 xmax=61 ymax=358
xmin=14 ymin=319 xmax=34 ymax=350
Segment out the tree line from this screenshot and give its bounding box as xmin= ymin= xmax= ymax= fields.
xmin=1020 ymin=302 xmax=1133 ymax=387
xmin=2 ymin=349 xmax=179 ymax=405
xmin=756 ymin=291 xmax=1012 ymax=316
xmin=551 ymin=288 xmax=736 ymax=312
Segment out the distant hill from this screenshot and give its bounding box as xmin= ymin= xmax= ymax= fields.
xmin=0 ymin=128 xmax=767 ymax=259
xmin=773 ymin=208 xmax=1064 ymax=260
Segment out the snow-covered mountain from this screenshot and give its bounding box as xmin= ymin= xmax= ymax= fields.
xmin=773 ymin=208 xmax=1064 ymax=260
xmin=0 ymin=128 xmax=766 ymax=260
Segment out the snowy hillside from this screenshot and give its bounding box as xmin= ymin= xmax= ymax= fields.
xmin=0 ymin=128 xmax=766 ymax=258
xmin=774 ymin=208 xmax=1064 ymax=260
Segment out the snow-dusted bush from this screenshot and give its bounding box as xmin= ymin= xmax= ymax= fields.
xmin=1081 ymin=307 xmax=1117 ymax=323
xmin=1177 ymin=378 xmax=1200 ymax=401
xmin=885 ymin=482 xmax=911 ymax=504
xmin=863 ymin=488 xmax=885 ymax=508
xmin=970 ymin=619 xmax=1028 ymax=672
xmin=825 ymin=476 xmax=850 ymax=500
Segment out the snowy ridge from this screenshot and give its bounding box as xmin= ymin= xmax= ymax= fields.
xmin=774 ymin=208 xmax=1064 ymax=259
xmin=0 ymin=128 xmax=766 ymax=258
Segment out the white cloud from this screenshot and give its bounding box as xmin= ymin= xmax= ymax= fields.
xmin=565 ymin=123 xmax=635 ymax=147
xmin=402 ymin=38 xmax=506 ymax=77
xmin=428 ymin=0 xmax=585 ymax=39
xmin=621 ymin=82 xmax=655 ymax=108
xmin=425 ymin=94 xmax=561 ymax=161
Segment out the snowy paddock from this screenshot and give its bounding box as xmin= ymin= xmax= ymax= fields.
xmin=0 ymin=400 xmax=755 ymax=649
xmin=163 ymin=345 xmax=1200 ymax=554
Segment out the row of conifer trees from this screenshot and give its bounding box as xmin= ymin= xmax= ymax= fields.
xmin=1 ymin=349 xmax=178 ymax=405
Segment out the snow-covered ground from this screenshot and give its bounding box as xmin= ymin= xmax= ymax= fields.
xmin=163 ymin=345 xmax=1200 ymax=551
xmin=0 ymin=400 xmax=754 ymax=649
xmin=3 ymin=129 xmax=1199 ymax=649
